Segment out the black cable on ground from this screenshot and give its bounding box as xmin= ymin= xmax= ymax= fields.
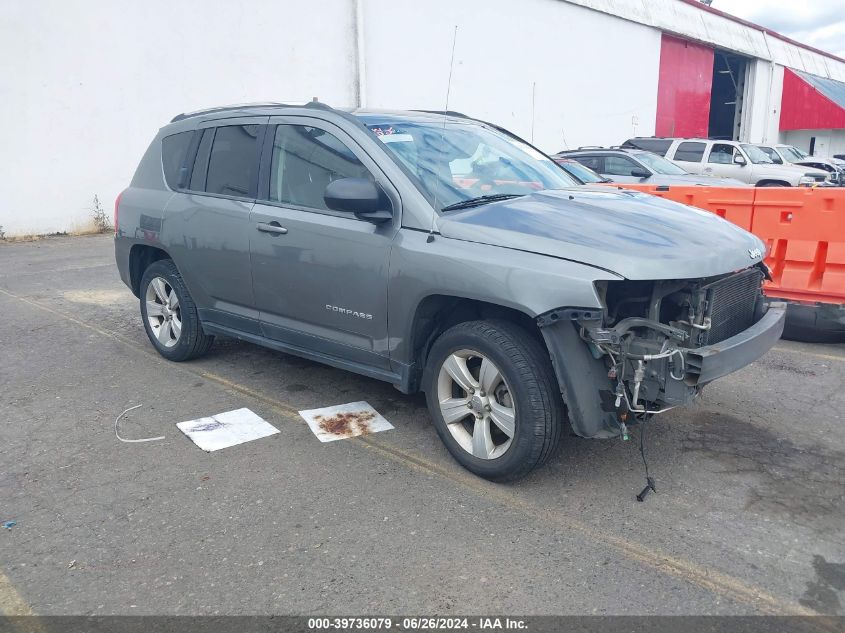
xmin=636 ymin=411 xmax=656 ymax=502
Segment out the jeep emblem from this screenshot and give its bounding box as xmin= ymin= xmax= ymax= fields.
xmin=748 ymin=248 xmax=762 ymax=259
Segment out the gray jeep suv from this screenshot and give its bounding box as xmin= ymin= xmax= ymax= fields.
xmin=115 ymin=102 xmax=786 ymax=481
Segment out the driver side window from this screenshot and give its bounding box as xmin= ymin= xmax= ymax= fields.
xmin=708 ymin=144 xmax=736 ymax=165
xmin=268 ymin=125 xmax=372 ymax=211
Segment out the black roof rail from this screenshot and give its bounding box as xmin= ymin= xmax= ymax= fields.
xmin=412 ymin=109 xmax=471 ymax=119
xmin=170 ymin=100 xmax=334 ymax=123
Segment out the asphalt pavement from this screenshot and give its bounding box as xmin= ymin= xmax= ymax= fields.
xmin=0 ymin=235 xmax=843 ymax=616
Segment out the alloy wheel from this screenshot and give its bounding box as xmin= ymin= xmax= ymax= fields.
xmin=144 ymin=276 xmax=182 ymax=348
xmin=436 ymin=349 xmax=516 ymax=460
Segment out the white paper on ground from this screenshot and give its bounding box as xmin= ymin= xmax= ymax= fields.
xmin=176 ymin=408 xmax=279 ymax=452
xmin=298 ymin=401 xmax=394 ymax=442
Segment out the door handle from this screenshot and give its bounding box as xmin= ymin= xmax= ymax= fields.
xmin=256 ymin=222 xmax=288 ymax=235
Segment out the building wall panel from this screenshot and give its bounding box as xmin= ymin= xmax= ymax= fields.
xmin=655 ymin=34 xmax=713 ymax=137
xmin=780 ymin=68 xmax=845 ymax=132
xmin=0 ymin=0 xmax=358 ymax=236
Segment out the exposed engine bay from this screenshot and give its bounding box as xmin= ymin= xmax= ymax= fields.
xmin=574 ymin=264 xmax=769 ymax=419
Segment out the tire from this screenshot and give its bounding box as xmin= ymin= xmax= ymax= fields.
xmin=424 ymin=320 xmax=563 ymax=482
xmin=139 ymin=259 xmax=214 ymax=361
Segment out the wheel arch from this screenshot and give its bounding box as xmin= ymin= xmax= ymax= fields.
xmin=129 ymin=244 xmax=172 ymax=297
xmin=409 ymin=294 xmax=546 ymax=392
xmin=756 ymin=179 xmax=791 ymax=187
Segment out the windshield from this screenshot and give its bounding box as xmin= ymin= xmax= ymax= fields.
xmin=740 ymin=144 xmax=774 ymax=164
xmin=779 ymin=146 xmax=806 ymax=162
xmin=359 ymin=117 xmax=577 ymax=211
xmin=557 ymin=160 xmax=606 ymax=183
xmin=635 ymin=152 xmax=687 ymax=175
xmin=758 ymin=146 xmax=783 ymax=164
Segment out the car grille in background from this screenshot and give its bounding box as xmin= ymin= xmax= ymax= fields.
xmin=702 ymin=268 xmax=764 ymax=345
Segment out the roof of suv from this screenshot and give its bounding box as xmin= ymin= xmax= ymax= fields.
xmin=555 ymin=148 xmax=650 ymax=157
xmin=169 ymin=101 xmax=481 ymax=126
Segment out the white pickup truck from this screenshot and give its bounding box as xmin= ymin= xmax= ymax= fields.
xmin=661 ymin=138 xmax=829 ymax=187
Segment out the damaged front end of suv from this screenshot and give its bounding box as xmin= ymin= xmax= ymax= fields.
xmin=539 ymin=263 xmax=786 ymax=439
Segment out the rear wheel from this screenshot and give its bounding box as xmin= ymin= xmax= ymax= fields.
xmin=424 ymin=320 xmax=563 ymax=482
xmin=139 ymin=259 xmax=213 ymax=361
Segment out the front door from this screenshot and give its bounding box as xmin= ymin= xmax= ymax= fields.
xmin=249 ymin=118 xmax=399 ymax=370
xmin=704 ymin=143 xmax=747 ymax=180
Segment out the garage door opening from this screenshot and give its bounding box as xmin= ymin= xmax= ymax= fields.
xmin=708 ymin=51 xmax=748 ymax=140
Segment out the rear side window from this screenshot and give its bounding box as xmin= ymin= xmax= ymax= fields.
xmin=575 ymin=156 xmax=602 ymax=172
xmin=205 ymin=125 xmax=261 ymax=197
xmin=267 ymin=124 xmax=372 ymax=211
xmin=161 ymin=131 xmax=195 ymax=190
xmin=189 ymin=129 xmax=214 ymax=191
xmin=673 ymin=142 xmax=706 ymax=162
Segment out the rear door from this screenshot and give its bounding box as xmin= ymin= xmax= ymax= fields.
xmin=162 ymin=118 xmax=268 ymax=333
xmin=249 ymin=117 xmax=400 ymax=370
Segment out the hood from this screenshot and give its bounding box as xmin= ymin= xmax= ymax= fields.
xmin=760 ymin=162 xmax=827 ymax=177
xmin=437 ymin=188 xmax=765 ymax=280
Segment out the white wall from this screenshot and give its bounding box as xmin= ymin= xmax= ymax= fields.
xmin=363 ymin=0 xmax=661 ymax=153
xmin=783 ymin=129 xmax=845 ymax=159
xmin=0 ymin=0 xmax=357 ymax=236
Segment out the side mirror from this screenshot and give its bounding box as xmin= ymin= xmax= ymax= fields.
xmin=630 ymin=167 xmax=651 ymax=179
xmin=324 ymin=178 xmax=393 ymax=224
xmin=733 ymin=154 xmax=747 ymax=166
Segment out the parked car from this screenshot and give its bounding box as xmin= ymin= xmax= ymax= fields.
xmin=555 ymin=148 xmax=746 ymax=186
xmin=115 ymin=103 xmax=785 ymax=481
xmin=656 ymin=138 xmax=829 ymax=187
xmin=756 ymin=144 xmax=844 ymax=186
xmin=553 ymin=157 xmax=611 ymax=183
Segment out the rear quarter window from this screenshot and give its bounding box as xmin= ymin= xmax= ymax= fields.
xmin=161 ymin=131 xmax=196 ymax=190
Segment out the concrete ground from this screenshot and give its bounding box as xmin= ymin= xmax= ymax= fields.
xmin=0 ymin=234 xmax=843 ymax=616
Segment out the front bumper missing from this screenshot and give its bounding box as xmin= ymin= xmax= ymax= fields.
xmin=538 ymin=301 xmax=787 ymax=439
xmin=683 ymin=302 xmax=786 ymax=385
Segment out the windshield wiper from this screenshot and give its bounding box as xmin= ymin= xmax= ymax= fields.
xmin=440 ymin=194 xmax=523 ymax=212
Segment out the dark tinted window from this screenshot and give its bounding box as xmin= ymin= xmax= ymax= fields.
xmin=268 ymin=124 xmax=371 ymax=210
xmin=205 ymin=125 xmax=260 ymax=197
xmin=161 ymin=131 xmax=195 ymax=190
xmin=622 ymin=138 xmax=671 ymax=156
xmin=603 ymin=156 xmax=639 ymax=176
xmin=189 ymin=129 xmax=214 ymax=191
xmin=673 ymin=141 xmax=706 ymax=162
xmin=708 ymin=143 xmax=735 ymax=164
xmin=575 ymin=156 xmax=602 ymax=172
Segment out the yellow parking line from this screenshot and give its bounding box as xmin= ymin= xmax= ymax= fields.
xmin=0 ymin=287 xmax=821 ymax=617
xmin=0 ymin=570 xmax=33 ymax=616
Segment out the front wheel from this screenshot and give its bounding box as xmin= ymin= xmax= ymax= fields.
xmin=139 ymin=259 xmax=214 ymax=361
xmin=424 ymin=320 xmax=563 ymax=482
